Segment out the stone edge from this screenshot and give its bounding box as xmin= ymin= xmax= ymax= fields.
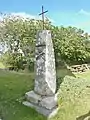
xmin=23 ymin=101 xmax=59 ymax=118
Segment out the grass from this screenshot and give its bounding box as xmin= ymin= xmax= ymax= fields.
xmin=0 ymin=68 xmax=90 ymax=120
xmin=0 ymin=70 xmax=46 ymax=120
xmin=51 ymin=69 xmax=90 ymax=120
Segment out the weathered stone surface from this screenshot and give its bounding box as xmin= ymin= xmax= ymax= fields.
xmin=23 ymin=30 xmax=58 ymax=118
xmin=23 ymin=101 xmax=59 ymax=118
xmin=69 ymin=64 xmax=90 ymax=73
xmin=25 ymin=91 xmax=41 ymax=104
xmin=39 ymin=96 xmax=57 ymax=110
xmin=34 ymin=30 xmax=56 ymax=96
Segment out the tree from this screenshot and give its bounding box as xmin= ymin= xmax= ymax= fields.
xmin=52 ymin=26 xmax=90 ymax=65
xmin=0 ymin=14 xmax=90 ymax=71
xmin=0 ymin=14 xmax=51 ymax=70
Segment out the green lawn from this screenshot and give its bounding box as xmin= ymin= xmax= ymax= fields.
xmin=0 ymin=70 xmax=46 ymax=120
xmin=0 ymin=69 xmax=90 ymax=120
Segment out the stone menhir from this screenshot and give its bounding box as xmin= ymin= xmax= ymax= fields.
xmin=23 ymin=30 xmax=58 ymax=118
xmin=34 ymin=30 xmax=56 ymax=96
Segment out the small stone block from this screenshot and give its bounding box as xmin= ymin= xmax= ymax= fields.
xmin=23 ymin=101 xmax=59 ymax=118
xmin=39 ymin=96 xmax=57 ymax=110
xmin=25 ymin=91 xmax=41 ymax=104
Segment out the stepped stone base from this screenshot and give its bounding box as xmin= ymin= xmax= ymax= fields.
xmin=23 ymin=101 xmax=59 ymax=118
xmin=25 ymin=91 xmax=42 ymax=104
xmin=23 ymin=90 xmax=59 ymax=118
xmin=23 ymin=30 xmax=58 ymax=118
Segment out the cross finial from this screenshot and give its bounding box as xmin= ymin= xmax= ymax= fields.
xmin=39 ymin=5 xmax=48 ymax=30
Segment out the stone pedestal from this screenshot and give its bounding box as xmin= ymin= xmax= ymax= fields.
xmin=23 ymin=90 xmax=58 ymax=118
xmin=23 ymin=30 xmax=58 ymax=118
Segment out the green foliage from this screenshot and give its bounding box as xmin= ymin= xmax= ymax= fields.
xmin=0 ymin=14 xmax=51 ymax=70
xmin=52 ymin=26 xmax=90 ymax=65
xmin=0 ymin=14 xmax=90 ymax=70
xmin=0 ymin=62 xmax=5 ymax=68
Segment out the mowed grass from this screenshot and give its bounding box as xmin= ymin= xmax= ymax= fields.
xmin=51 ymin=69 xmax=90 ymax=120
xmin=0 ymin=70 xmax=46 ymax=120
xmin=0 ymin=68 xmax=90 ymax=120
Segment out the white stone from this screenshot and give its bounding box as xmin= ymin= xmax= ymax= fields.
xmin=23 ymin=30 xmax=58 ymax=118
xmin=34 ymin=30 xmax=56 ymax=96
xmin=25 ymin=91 xmax=41 ymax=104
xmin=23 ymin=101 xmax=59 ymax=118
xmin=39 ymin=96 xmax=57 ymax=110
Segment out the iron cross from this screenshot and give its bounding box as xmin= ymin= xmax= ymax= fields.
xmin=39 ymin=6 xmax=48 ymax=29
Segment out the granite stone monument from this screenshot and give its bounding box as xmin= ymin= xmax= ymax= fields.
xmin=23 ymin=30 xmax=58 ymax=118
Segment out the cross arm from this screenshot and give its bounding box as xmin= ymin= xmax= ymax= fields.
xmin=39 ymin=10 xmax=48 ymax=15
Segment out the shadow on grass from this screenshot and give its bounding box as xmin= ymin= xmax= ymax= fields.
xmin=76 ymin=111 xmax=90 ymax=120
xmin=56 ymin=64 xmax=76 ymax=92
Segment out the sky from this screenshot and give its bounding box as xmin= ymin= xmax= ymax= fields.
xmin=0 ymin=0 xmax=90 ymax=32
